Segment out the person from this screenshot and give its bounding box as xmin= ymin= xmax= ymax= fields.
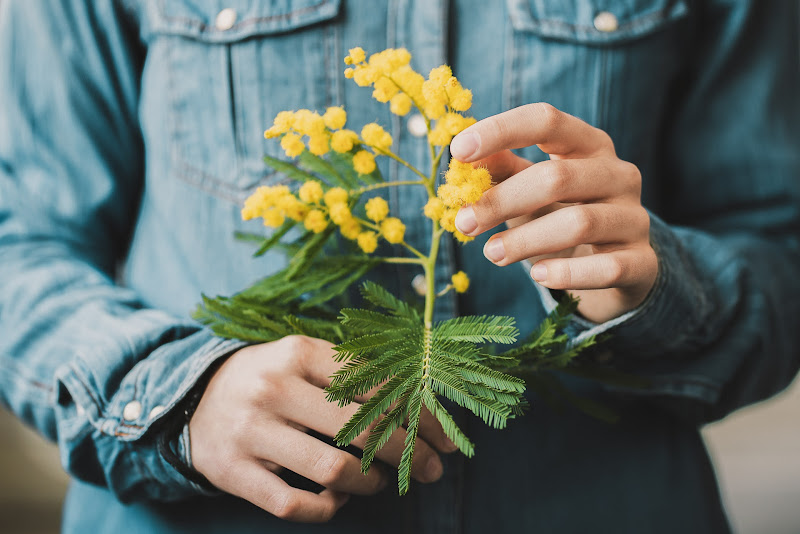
xmin=0 ymin=1 xmax=797 ymax=532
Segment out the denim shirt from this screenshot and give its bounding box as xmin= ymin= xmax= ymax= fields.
xmin=1 ymin=1 xmax=798 ymax=532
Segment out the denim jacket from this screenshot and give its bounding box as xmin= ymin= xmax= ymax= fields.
xmin=0 ymin=1 xmax=798 ymax=532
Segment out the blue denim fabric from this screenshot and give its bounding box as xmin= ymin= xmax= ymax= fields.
xmin=0 ymin=0 xmax=798 ymax=532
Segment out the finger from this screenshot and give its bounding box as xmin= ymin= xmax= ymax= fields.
xmin=471 ymin=149 xmax=533 ymax=183
xmin=419 ymin=406 xmax=458 ymax=453
xmin=456 ymin=158 xmax=639 ymax=236
xmin=450 ymin=102 xmax=614 ymax=162
xmin=286 ymin=381 xmax=444 ymax=483
xmin=229 ymin=462 xmax=349 ymax=522
xmin=531 ymin=246 xmax=658 ymax=291
xmin=253 ymin=424 xmax=387 ymax=495
xmin=483 ymin=204 xmax=649 ymax=266
xmin=274 ymin=335 xmax=341 ymax=389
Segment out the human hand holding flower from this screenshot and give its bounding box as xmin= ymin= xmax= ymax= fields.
xmin=451 ymin=103 xmax=658 ymax=324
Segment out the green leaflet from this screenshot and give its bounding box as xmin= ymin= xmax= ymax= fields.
xmin=397 ymin=390 xmax=423 ymax=495
xmin=262 ymin=154 xmax=318 ymax=183
xmin=434 ymin=315 xmax=519 ymax=344
xmin=298 ymin=151 xmax=358 ymax=189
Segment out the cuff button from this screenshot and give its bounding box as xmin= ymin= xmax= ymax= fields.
xmin=122 ymin=400 xmax=143 ymax=421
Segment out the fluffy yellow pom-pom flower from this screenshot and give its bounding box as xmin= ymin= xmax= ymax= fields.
xmin=339 ymin=218 xmax=362 ymax=240
xmin=390 ymin=93 xmax=413 ymax=116
xmin=357 ymin=231 xmax=378 ymax=253
xmin=304 ymin=209 xmax=328 ymax=233
xmin=449 ymin=88 xmax=473 ymax=112
xmin=454 ymin=231 xmax=474 ymax=243
xmin=423 ymin=197 xmax=445 ymax=221
xmin=262 ymin=208 xmax=285 ymax=228
xmin=324 ymin=187 xmax=349 ymax=207
xmin=323 ymin=106 xmax=347 ymax=130
xmin=380 ymin=217 xmax=406 ymax=244
xmin=293 ymin=109 xmax=326 ymax=136
xmin=361 ymin=123 xmax=393 ymax=151
xmin=429 ymin=65 xmax=452 ymax=84
xmin=451 ymin=271 xmax=470 ymax=293
xmin=280 ymin=133 xmax=305 ymax=158
xmin=353 ymin=64 xmax=379 ymax=87
xmin=307 ymin=133 xmax=330 ymax=156
xmin=439 ymin=208 xmax=458 ymax=232
xmin=282 ymin=196 xmax=310 ymax=221
xmin=344 ymin=47 xmax=366 ymax=65
xmin=365 ymin=197 xmax=389 ymax=222
xmin=352 ymin=150 xmax=376 ymax=175
xmin=298 ymin=181 xmax=323 ymax=204
xmin=428 ymin=124 xmax=452 ymax=147
xmin=328 ymin=202 xmax=352 ymax=225
xmin=372 ymin=77 xmax=400 ymax=103
xmin=330 ymin=129 xmax=358 ymax=153
xmin=273 ymin=110 xmax=295 ymax=132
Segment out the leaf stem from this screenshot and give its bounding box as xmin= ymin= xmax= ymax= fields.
xmin=355 ymin=180 xmax=425 ymax=194
xmin=382 ymin=257 xmax=426 ymax=265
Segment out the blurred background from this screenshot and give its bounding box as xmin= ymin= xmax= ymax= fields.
xmin=1 ymin=377 xmax=799 ymax=533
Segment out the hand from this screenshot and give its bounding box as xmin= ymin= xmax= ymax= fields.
xmin=450 ymin=103 xmax=658 ymax=324
xmin=189 ymin=335 xmax=455 ymax=522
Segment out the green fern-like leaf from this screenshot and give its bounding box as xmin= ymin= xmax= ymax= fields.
xmin=434 ymin=315 xmax=519 ymax=344
xmin=397 ymin=390 xmax=423 ymax=495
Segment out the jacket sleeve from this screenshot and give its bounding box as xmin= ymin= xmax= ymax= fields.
xmin=0 ymin=1 xmax=244 ymax=500
xmin=533 ymin=1 xmax=800 ymax=423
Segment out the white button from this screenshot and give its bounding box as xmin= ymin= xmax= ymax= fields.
xmin=411 ymin=273 xmax=427 ymax=296
xmin=122 ymin=400 xmax=143 ymax=421
xmin=148 ymin=406 xmax=165 ymax=420
xmin=215 ymin=8 xmax=237 ymax=31
xmin=407 ymin=114 xmax=427 ymax=138
xmin=593 ymin=11 xmax=619 ymax=33
xmin=76 ymin=404 xmax=85 ymax=417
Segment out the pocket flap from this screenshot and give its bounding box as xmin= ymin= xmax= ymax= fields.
xmin=508 ymin=0 xmax=688 ymax=44
xmin=152 ymin=0 xmax=341 ymax=43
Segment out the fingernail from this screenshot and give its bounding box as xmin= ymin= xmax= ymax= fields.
xmin=450 ymin=131 xmax=479 ymax=160
xmin=426 ymin=456 xmax=443 ymax=482
xmin=532 ymin=263 xmax=547 ymax=282
xmin=455 ymin=206 xmax=478 ymax=235
xmin=484 ymin=238 xmax=505 ymax=263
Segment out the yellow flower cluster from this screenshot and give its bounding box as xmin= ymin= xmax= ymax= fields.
xmin=343 ymin=47 xmax=476 ymax=147
xmin=264 ymin=106 xmax=361 ymax=160
xmin=242 ymin=182 xmax=407 ymax=254
xmin=451 ymin=271 xmax=470 ymax=293
xmin=427 ymin=159 xmax=493 ymax=243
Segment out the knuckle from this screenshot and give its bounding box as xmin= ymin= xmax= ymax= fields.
xmin=568 ymin=207 xmax=595 ymax=241
xmin=270 ymin=492 xmax=300 ymax=520
xmin=605 ymin=256 xmax=627 ymax=285
xmin=315 ymin=450 xmax=348 ymax=487
xmin=535 ymin=102 xmax=562 ymax=129
xmin=542 ymin=160 xmax=574 ymax=198
xmin=477 ymin=187 xmax=502 ymax=222
xmin=620 ymin=161 xmax=642 ymax=194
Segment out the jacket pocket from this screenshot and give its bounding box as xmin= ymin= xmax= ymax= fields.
xmin=149 ymin=0 xmax=342 ymax=200
xmin=507 ymin=0 xmax=688 ymax=45
xmin=502 ymin=0 xmax=689 ymax=186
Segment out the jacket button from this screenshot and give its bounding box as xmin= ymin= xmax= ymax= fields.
xmin=215 ymin=8 xmax=238 ymax=31
xmin=407 ymin=114 xmax=427 ymax=138
xmin=411 ymin=273 xmax=427 ymax=296
xmin=593 ymin=11 xmax=619 ymax=33
xmin=122 ymin=400 xmax=143 ymax=421
xmin=148 ymin=405 xmax=165 ymax=420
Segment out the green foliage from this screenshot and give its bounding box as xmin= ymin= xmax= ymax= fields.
xmin=325 ymin=287 xmax=525 ymax=494
xmin=199 ymin=144 xmax=635 ymax=496
xmin=193 ymin=255 xmax=382 ymax=344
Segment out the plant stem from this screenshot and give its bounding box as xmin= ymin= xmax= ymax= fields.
xmin=382 ymin=257 xmax=425 ymax=265
xmin=356 ymin=180 xmax=425 ymax=194
xmin=374 ymin=148 xmax=430 ymax=181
